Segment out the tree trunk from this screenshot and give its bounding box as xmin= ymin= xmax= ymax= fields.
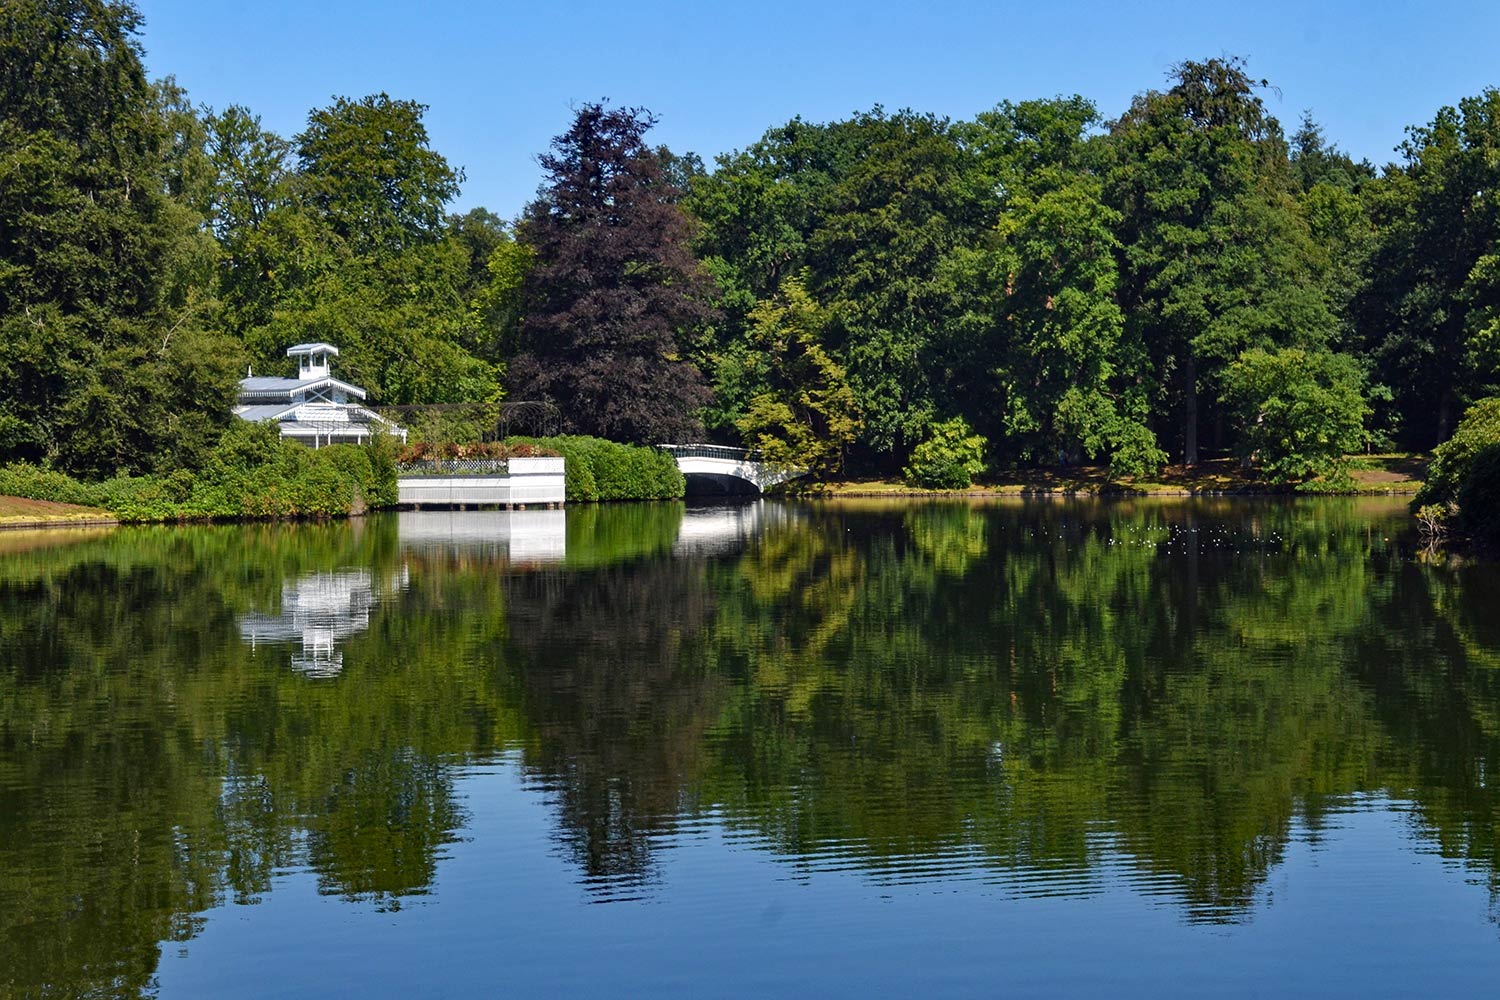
xmin=1437 ymin=389 xmax=1456 ymax=445
xmin=1183 ymin=353 xmax=1199 ymax=467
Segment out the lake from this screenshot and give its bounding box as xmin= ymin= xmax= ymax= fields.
xmin=3 ymin=497 xmax=1500 ymax=997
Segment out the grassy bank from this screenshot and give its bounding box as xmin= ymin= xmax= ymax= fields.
xmin=0 ymin=495 xmax=114 ymax=527
xmin=788 ymin=455 xmax=1427 ymax=498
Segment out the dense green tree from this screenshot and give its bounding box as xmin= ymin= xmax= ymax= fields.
xmin=1290 ymin=112 xmax=1376 ymax=194
xmin=736 ymin=275 xmax=862 ymax=477
xmin=294 ymin=92 xmax=461 ymax=255
xmin=211 ymin=95 xmax=501 ymax=406
xmin=992 ymin=172 xmax=1162 ymax=472
xmin=1219 ymin=347 xmax=1369 ymax=484
xmin=9 ymin=7 xmax=1500 ymax=484
xmin=0 ymin=0 xmax=241 ymax=477
xmin=902 ymin=416 xmax=987 ymax=488
xmin=805 ymin=110 xmax=987 ymax=457
xmin=1104 ymin=58 xmax=1335 ymax=465
xmin=1414 ymin=397 xmax=1500 ymax=507
xmin=466 ymin=227 xmax=534 ymax=363
xmin=690 ymin=109 xmax=992 ymax=464
xmin=1360 ymin=89 xmax=1500 ymax=447
xmin=509 ymin=103 xmax=715 ymax=443
xmin=685 ymin=116 xmax=859 ymax=436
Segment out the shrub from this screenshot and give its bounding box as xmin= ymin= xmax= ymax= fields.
xmin=0 ymin=421 xmax=401 ymax=522
xmin=1414 ymin=397 xmax=1500 ymax=508
xmin=1457 ymin=443 xmax=1500 ymax=543
xmin=1219 ymin=348 xmax=1369 ymax=484
xmin=1106 ymin=419 xmax=1168 ymax=480
xmin=509 ymin=436 xmax=683 ymax=502
xmin=0 ymin=462 xmax=107 ymax=507
xmin=903 ymin=418 xmax=987 ymax=490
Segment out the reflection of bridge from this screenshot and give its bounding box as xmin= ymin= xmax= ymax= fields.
xmin=658 ymin=444 xmax=805 ymax=495
xmin=672 ymin=500 xmax=797 ymax=556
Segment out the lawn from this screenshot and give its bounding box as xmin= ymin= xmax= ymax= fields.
xmin=0 ymin=494 xmax=115 ymax=526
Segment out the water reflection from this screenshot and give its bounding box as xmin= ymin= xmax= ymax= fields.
xmin=672 ymin=499 xmax=793 ymax=556
xmin=4 ymin=499 xmax=1500 ymax=996
xmin=398 ymin=508 xmax=567 ymax=564
xmin=239 ymin=568 xmax=408 ymax=677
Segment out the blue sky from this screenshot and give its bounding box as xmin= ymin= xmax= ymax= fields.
xmin=137 ymin=0 xmax=1500 ymax=217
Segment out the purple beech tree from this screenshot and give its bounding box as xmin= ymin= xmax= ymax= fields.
xmin=509 ymin=103 xmax=714 ymax=444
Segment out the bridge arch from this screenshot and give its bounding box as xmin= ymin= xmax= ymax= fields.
xmin=657 ymin=444 xmax=803 ymax=495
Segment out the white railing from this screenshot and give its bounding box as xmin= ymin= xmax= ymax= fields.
xmin=657 ymin=443 xmax=760 ymax=462
xmin=397 ymin=458 xmax=510 ymax=476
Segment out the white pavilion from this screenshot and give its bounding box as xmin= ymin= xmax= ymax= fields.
xmin=235 ymin=343 xmax=406 ymax=447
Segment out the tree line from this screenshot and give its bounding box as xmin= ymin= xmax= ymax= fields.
xmin=5 ymin=1 xmax=1500 ymax=484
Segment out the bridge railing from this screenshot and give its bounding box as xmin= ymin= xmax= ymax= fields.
xmin=657 ymin=443 xmax=761 ymax=463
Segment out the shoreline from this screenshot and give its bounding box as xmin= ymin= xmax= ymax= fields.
xmin=776 ymin=455 xmax=1428 ymax=500
xmin=0 ymin=517 xmax=119 ymax=531
xmin=790 ymin=486 xmax=1421 ymax=499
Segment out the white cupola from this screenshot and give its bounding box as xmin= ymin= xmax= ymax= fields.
xmin=287 ymin=342 xmax=339 ymax=381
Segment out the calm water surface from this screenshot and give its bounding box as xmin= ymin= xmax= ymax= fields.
xmin=4 ymin=498 xmax=1500 ymax=997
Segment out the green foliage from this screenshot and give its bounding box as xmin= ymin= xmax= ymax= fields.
xmin=0 ymin=461 xmax=109 ymax=508
xmin=1455 ymin=444 xmax=1500 ymax=541
xmin=294 ymin=93 xmax=460 ymax=255
xmin=510 ymin=436 xmax=684 ymax=502
xmin=735 ymin=275 xmax=861 ymax=478
xmin=1414 ymin=397 xmax=1500 ymax=507
xmin=0 ymin=422 xmax=398 ymax=521
xmin=1105 ymin=419 xmax=1170 ymax=480
xmin=1360 ymin=89 xmax=1500 ymax=448
xmin=0 ymin=0 xmax=242 ymax=477
xmin=1104 ymin=58 xmax=1335 ymax=466
xmin=1219 ymin=348 xmax=1369 ymax=484
xmin=10 ymin=10 xmax=1500 ymax=489
xmin=903 ymin=418 xmax=987 ymax=489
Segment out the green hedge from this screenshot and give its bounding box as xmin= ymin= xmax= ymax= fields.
xmin=509 ymin=435 xmax=684 ymax=502
xmin=1414 ymin=397 xmax=1500 ymax=508
xmin=2 ymin=428 xmax=680 ymax=518
xmin=1457 ymin=443 xmax=1500 ymax=543
xmin=0 ymin=422 xmax=399 ymax=522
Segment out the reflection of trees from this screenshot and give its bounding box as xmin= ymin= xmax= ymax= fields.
xmin=11 ymin=498 xmax=1500 ymax=993
xmin=1352 ymin=555 xmax=1500 ymax=894
xmin=501 ymin=559 xmax=724 ymax=896
xmin=0 ymin=522 xmax=519 ymax=996
xmin=689 ymin=500 xmax=1446 ymax=919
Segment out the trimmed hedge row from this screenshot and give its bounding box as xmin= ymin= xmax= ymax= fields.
xmin=0 ymin=422 xmax=398 ymax=522
xmin=509 ymin=435 xmax=684 ymax=501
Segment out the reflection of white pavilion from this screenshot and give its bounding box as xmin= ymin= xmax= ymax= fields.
xmin=239 ymin=568 xmax=408 ymax=677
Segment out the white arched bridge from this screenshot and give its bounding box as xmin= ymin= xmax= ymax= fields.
xmin=657 ymin=444 xmax=806 ymax=495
